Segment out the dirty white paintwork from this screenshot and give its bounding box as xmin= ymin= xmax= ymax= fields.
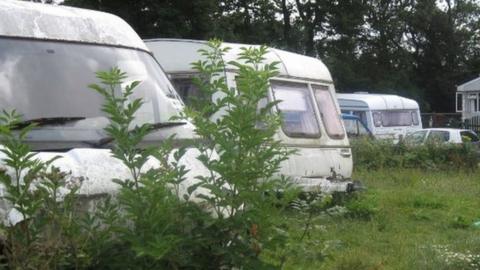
xmin=146 ymin=39 xmax=332 ymax=82
xmin=337 ymin=93 xmax=419 ymax=111
xmin=0 ymin=0 xmax=148 ymax=51
xmin=0 ymin=147 xmax=211 ymax=225
xmin=337 ymin=93 xmax=422 ymax=140
xmin=145 ymin=39 xmax=353 ymax=193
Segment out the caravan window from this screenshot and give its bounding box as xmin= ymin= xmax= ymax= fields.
xmin=380 ymin=110 xmax=412 ymax=126
xmin=412 ymin=111 xmax=420 ymax=125
xmin=171 ymin=77 xmax=201 ymax=105
xmin=312 ymin=85 xmax=345 ymax=139
xmin=372 ymin=110 xmax=419 ymax=127
xmin=0 ymin=37 xmax=179 ymax=122
xmin=170 ymin=76 xmax=209 ymax=106
xmin=373 ymin=111 xmax=382 ymax=127
xmin=271 ymin=81 xmax=320 ymax=138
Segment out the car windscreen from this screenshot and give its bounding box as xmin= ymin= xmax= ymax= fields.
xmin=0 ymin=38 xmax=180 ymax=123
xmin=404 ymin=130 xmax=427 ymax=144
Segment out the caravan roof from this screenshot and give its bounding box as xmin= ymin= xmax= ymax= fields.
xmin=145 ymin=39 xmax=333 ymax=83
xmin=336 ymin=93 xmax=419 ymax=110
xmin=0 ymin=0 xmax=148 ymax=51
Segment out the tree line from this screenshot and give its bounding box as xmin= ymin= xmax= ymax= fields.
xmin=59 ymin=0 xmax=480 ymax=112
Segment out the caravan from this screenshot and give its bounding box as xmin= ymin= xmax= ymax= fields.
xmin=145 ymin=39 xmax=354 ymax=193
xmin=337 ymin=93 xmax=422 ymax=141
xmin=0 ymin=1 xmax=210 ymax=223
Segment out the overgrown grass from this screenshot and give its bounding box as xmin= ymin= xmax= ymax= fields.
xmin=282 ymin=168 xmax=480 ymax=269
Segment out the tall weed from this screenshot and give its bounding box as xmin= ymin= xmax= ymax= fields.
xmin=180 ymin=40 xmax=301 ymax=268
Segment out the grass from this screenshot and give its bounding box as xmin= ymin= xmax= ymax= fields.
xmin=282 ymin=168 xmax=480 ymax=269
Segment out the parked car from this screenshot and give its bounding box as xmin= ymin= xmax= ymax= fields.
xmin=341 ymin=113 xmax=373 ymax=139
xmin=403 ymin=128 xmax=480 ymax=145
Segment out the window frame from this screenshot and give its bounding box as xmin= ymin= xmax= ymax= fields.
xmin=312 ymin=84 xmax=346 ymax=139
xmin=270 ymin=80 xmax=322 ymax=139
xmin=456 ymin=92 xmax=463 ymax=112
xmin=371 ymin=109 xmax=419 ymax=127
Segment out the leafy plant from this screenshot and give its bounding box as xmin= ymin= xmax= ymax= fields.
xmin=89 ymin=68 xmax=210 ymax=269
xmin=0 ymin=110 xmax=94 ymax=269
xmin=179 ymin=39 xmax=301 ymax=268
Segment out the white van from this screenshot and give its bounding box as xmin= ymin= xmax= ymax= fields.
xmin=0 ymin=1 xmax=210 ymax=224
xmin=145 ymin=39 xmax=354 ymax=193
xmin=336 ymin=93 xmax=422 ymax=141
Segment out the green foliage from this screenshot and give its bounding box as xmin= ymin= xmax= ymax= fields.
xmin=0 ymin=110 xmax=101 ymax=269
xmin=88 ymin=43 xmax=303 ymax=268
xmin=350 ymin=137 xmax=479 ymax=171
xmin=179 ymin=39 xmax=301 ymax=268
xmin=89 ymin=68 xmax=210 ymax=269
xmin=344 ymin=192 xmax=378 ymax=221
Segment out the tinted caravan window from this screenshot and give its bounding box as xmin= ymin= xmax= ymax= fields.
xmin=0 ymin=38 xmax=179 ymax=122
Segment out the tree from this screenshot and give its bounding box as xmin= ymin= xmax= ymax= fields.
xmin=63 ymin=0 xmax=219 ymax=39
xmin=61 ymin=0 xmax=480 ymax=112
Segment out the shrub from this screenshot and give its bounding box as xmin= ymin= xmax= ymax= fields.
xmin=351 ymin=137 xmax=479 ymax=171
xmin=345 ymin=192 xmax=378 ymax=221
xmin=179 ymin=39 xmax=301 ymax=269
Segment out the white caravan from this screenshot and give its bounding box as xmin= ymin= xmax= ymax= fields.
xmin=145 ymin=39 xmax=354 ymax=193
xmin=336 ymin=93 xmax=422 ymax=141
xmin=0 ymin=1 xmax=210 ymax=224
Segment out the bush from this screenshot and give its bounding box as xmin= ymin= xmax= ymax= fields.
xmin=351 ymin=137 xmax=479 ymax=171
xmin=178 ymin=40 xmax=301 ymax=268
